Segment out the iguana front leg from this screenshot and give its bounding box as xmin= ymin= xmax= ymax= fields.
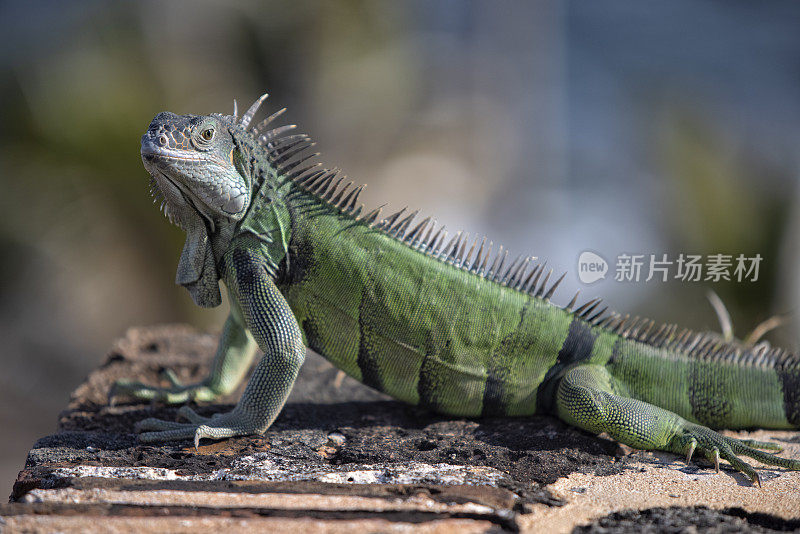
xmin=132 ymin=249 xmax=305 ymax=446
xmin=555 ymin=364 xmax=800 ymax=485
xmin=109 ymin=313 xmax=258 ymax=404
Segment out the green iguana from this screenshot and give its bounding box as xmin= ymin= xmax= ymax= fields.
xmin=110 ymin=93 xmax=800 ymax=486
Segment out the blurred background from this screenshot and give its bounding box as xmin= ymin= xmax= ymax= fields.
xmin=1 ymin=0 xmax=799 ymax=491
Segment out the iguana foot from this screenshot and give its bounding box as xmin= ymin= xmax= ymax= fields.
xmin=556 ymin=364 xmax=800 ymax=487
xmin=108 ymin=367 xmax=222 ymax=405
xmin=135 ymin=408 xmax=259 ymax=448
xmin=672 ymin=423 xmax=800 ymax=487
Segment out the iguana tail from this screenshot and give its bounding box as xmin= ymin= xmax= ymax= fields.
xmin=551 ymin=316 xmax=800 ymax=485
xmin=607 ymin=333 xmax=800 ymax=430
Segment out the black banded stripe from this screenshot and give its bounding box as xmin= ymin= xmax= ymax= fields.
xmin=417 ymin=335 xmax=450 ymax=412
xmin=481 ymin=333 xmax=515 ymax=417
xmin=356 ymin=289 xmax=385 ymax=393
xmin=688 ymin=360 xmax=732 ymax=427
xmin=779 ymin=365 xmax=800 ymax=427
xmin=536 ymin=318 xmax=598 ymax=414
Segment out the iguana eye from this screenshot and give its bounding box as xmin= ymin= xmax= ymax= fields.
xmin=201 ymin=128 xmax=215 ymax=141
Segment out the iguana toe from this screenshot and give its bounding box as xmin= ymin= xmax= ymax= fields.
xmin=685 ymin=438 xmax=697 ymax=464
xmin=177 ymin=405 xmax=211 ymax=424
xmin=673 ymin=423 xmax=799 ymax=485
xmin=108 ymin=379 xmax=220 ymax=405
xmin=158 ymin=367 xmax=184 ymax=388
xmin=738 ymin=439 xmax=783 ymax=452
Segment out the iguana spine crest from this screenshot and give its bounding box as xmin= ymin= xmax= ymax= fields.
xmin=239 ymin=93 xmax=799 ymax=373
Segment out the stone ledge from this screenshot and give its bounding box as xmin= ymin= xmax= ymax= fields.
xmin=5 ymin=325 xmax=800 ymax=533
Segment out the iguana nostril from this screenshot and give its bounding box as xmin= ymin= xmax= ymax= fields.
xmin=158 ymin=134 xmax=168 ymax=147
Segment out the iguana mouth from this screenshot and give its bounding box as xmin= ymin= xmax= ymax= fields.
xmin=142 ymin=154 xmax=217 ymax=235
xmin=161 ymin=171 xmax=215 ymax=233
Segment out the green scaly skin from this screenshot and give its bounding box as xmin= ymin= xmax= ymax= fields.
xmin=110 ymin=94 xmax=800 ymax=486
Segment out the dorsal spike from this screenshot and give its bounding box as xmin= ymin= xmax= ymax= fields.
xmin=666 ymin=324 xmax=679 ymax=342
xmin=543 ymin=272 xmax=566 ymax=301
xmin=240 ymin=93 xmax=269 ymax=128
xmin=272 ymin=142 xmax=315 ymax=166
xmin=380 ymin=207 xmax=407 ymax=230
xmin=521 ymin=263 xmax=542 ymax=292
xmin=268 ymin=138 xmax=311 ymax=158
xmin=269 ymin=133 xmax=310 ymax=149
xmin=510 ymin=257 xmax=531 ymax=286
xmin=362 ymin=205 xmax=385 ymax=227
xmin=641 ymin=320 xmax=657 ymax=340
xmin=535 ymin=269 xmax=553 ymax=298
xmin=232 ymin=99 xmax=238 ymax=119
xmin=598 ymin=312 xmax=619 ymax=328
xmin=261 ymin=124 xmax=298 ymax=144
xmin=454 ymin=233 xmax=470 ymax=264
xmin=617 ymin=316 xmax=633 ymax=337
xmin=330 ymin=181 xmax=353 ymax=206
xmin=527 ymin=261 xmax=547 ymax=294
xmin=395 ymin=211 xmax=419 ymax=239
xmin=503 ymin=255 xmax=525 ymax=284
xmin=487 ymin=245 xmax=502 ymax=276
xmin=392 ymin=210 xmax=418 ymax=236
xmin=501 ymin=254 xmax=524 ymax=283
xmin=346 ymin=185 xmax=365 ymax=211
xmin=443 ymin=231 xmax=462 ymax=260
xmin=463 ymin=236 xmax=480 ymax=269
xmin=566 ymin=290 xmax=580 ymax=311
xmin=255 ymin=107 xmax=287 ymax=133
xmin=333 ymin=182 xmax=355 ymax=207
xmin=406 ymin=217 xmax=432 ymax=245
xmin=281 ymin=154 xmax=320 ymax=176
xmin=311 ymin=172 xmax=337 ymax=194
xmin=674 ymin=328 xmax=690 ymax=346
xmin=489 ymin=247 xmax=506 ymax=278
xmin=471 ymin=237 xmax=487 ymax=271
xmin=433 ymin=229 xmax=449 ymax=255
xmin=649 ymin=323 xmax=669 ymax=345
xmin=422 ymin=219 xmax=438 ymax=248
xmin=622 ymin=316 xmax=644 ymax=338
xmin=300 ymin=170 xmax=326 ymax=188
xmin=286 ymin=162 xmax=322 ymax=181
xmin=587 ymin=306 xmax=609 ymax=324
xmin=573 ymin=297 xmax=601 ymax=316
xmin=322 ymin=173 xmax=345 ymax=200
xmin=685 ymin=332 xmax=704 ymax=352
xmin=427 ymin=225 xmax=446 ymax=252
xmin=349 ymin=203 xmax=364 ymax=219
xmin=478 ymin=241 xmax=493 ymax=273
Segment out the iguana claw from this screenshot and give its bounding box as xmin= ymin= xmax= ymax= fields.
xmin=133 ymin=407 xmax=263 ymax=448
xmin=685 ymin=438 xmax=697 ymax=464
xmin=671 ymin=423 xmax=800 ymax=486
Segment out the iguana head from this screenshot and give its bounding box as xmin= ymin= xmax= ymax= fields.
xmin=142 ymin=111 xmax=250 ymax=226
xmin=141 ymin=110 xmax=250 ymax=307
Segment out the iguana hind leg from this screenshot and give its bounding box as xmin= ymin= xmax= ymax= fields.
xmin=555 ymin=364 xmax=800 ymax=485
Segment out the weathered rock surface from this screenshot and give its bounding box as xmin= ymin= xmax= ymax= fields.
xmin=4 ymin=325 xmax=800 ymax=533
